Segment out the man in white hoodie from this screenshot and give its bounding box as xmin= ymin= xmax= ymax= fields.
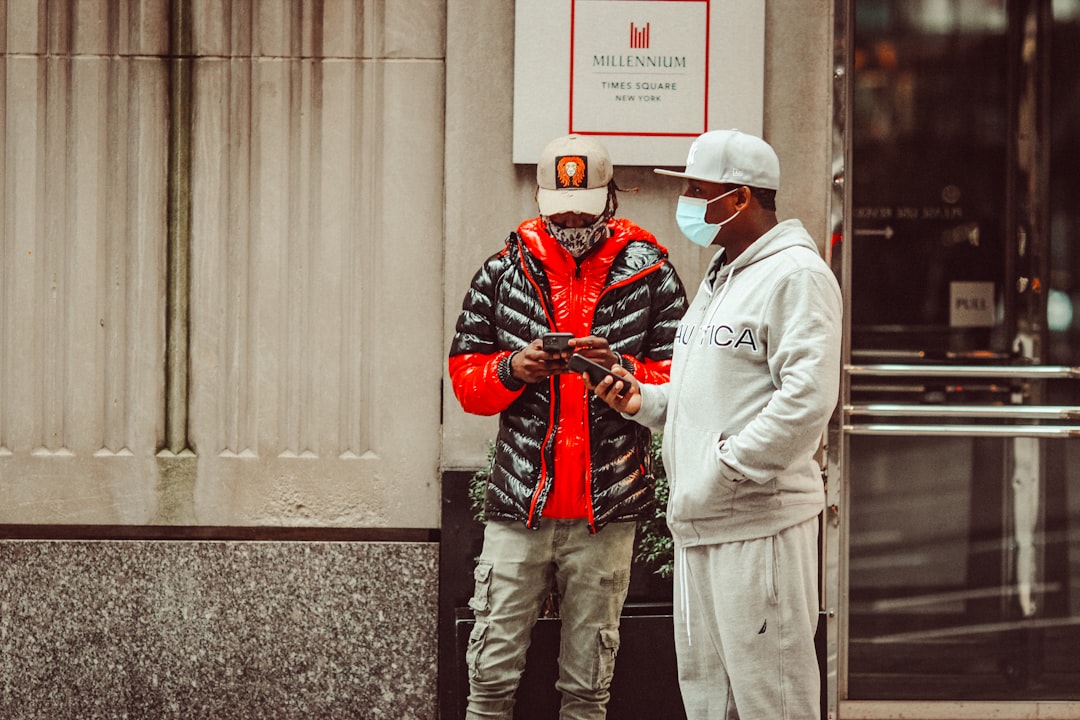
xmin=589 ymin=129 xmax=842 ymax=720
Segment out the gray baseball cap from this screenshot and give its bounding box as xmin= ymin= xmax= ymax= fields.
xmin=655 ymin=129 xmax=780 ymax=190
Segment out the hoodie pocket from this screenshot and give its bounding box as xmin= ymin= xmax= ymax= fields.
xmin=668 ymin=422 xmax=737 ymax=521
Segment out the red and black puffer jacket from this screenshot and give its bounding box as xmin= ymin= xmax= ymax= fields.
xmin=449 ymin=217 xmax=687 ymax=532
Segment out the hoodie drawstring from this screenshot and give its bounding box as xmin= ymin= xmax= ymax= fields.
xmin=714 ymin=262 xmax=736 ymax=307
xmin=679 ymin=547 xmax=692 ymax=647
xmin=701 ymin=260 xmax=736 ymax=332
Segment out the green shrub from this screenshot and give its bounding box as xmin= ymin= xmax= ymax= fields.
xmin=636 ymin=433 xmax=674 ymax=578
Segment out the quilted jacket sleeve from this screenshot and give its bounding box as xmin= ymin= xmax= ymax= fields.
xmin=448 ymin=251 xmax=526 ymax=416
xmin=621 ymin=260 xmax=686 ymax=385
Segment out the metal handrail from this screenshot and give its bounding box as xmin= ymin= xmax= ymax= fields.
xmin=850 ymin=349 xmax=1013 ymax=361
xmin=845 ymin=404 xmax=1080 ymax=420
xmin=843 ymin=423 xmax=1080 ymax=438
xmin=846 ymin=363 xmax=1080 ymax=379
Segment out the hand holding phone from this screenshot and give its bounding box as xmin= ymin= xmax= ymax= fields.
xmin=568 ymin=354 xmax=626 ymax=396
xmin=542 ymin=332 xmax=573 ymax=353
xmin=577 ymin=356 xmax=641 ymax=414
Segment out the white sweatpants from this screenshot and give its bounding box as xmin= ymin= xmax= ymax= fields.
xmin=674 ymin=517 xmax=821 ymax=720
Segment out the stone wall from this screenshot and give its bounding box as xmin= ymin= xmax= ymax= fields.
xmin=0 ymin=537 xmax=438 ymax=719
xmin=0 ymin=2 xmax=445 ymax=717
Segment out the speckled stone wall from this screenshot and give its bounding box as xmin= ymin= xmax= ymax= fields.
xmin=0 ymin=540 xmax=438 ymax=719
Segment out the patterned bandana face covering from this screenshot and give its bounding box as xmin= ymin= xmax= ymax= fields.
xmin=543 ymin=193 xmax=615 ymax=258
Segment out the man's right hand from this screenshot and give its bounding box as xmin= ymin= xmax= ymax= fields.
xmin=511 ymin=338 xmax=570 ymax=383
xmin=587 ymin=364 xmax=642 ymax=415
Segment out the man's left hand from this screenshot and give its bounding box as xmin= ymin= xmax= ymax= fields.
xmin=568 ymin=335 xmax=621 ymax=371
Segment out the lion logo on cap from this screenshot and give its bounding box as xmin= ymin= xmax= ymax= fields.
xmin=556 ymin=155 xmax=588 ymax=189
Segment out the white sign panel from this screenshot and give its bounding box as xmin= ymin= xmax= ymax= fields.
xmin=513 ymin=0 xmax=764 ymax=166
xmin=571 ymin=3 xmax=706 ymax=135
xmin=949 ymin=281 xmax=996 ymax=327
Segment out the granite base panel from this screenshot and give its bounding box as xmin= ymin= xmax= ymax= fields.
xmin=0 ymin=540 xmax=438 ymax=719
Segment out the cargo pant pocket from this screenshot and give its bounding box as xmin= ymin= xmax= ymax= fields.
xmin=468 ymin=560 xmax=493 ymax=614
xmin=465 ymin=621 xmax=489 ymax=682
xmin=594 ymin=626 xmax=621 ymax=690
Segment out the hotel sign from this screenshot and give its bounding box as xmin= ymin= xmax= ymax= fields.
xmin=513 ymin=0 xmax=764 ymax=166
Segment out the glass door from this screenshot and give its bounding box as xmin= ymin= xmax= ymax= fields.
xmin=830 ymin=1 xmax=1080 ymax=716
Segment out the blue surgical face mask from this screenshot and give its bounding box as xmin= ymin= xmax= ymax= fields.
xmin=675 ymin=187 xmax=741 ymax=248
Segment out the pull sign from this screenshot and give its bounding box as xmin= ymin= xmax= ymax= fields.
xmin=949 ymin=281 xmax=995 ymax=327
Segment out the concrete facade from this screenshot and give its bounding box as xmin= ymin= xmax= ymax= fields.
xmin=0 ymin=1 xmax=835 ymax=715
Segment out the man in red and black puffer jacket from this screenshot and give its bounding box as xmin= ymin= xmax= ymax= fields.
xmin=449 ymin=134 xmax=687 ymax=720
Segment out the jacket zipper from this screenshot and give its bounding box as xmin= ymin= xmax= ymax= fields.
xmin=528 ymin=386 xmax=560 ymax=527
xmin=584 ymin=258 xmax=666 ymax=531
xmin=571 ymin=262 xmax=599 ymax=529
xmin=583 ymin=389 xmax=597 ymax=532
xmin=517 ymin=241 xmax=558 ymax=526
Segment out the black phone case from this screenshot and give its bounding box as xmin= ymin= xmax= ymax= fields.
xmin=542 ymin=333 xmax=573 ymax=353
xmin=568 ymin=354 xmax=616 ymax=386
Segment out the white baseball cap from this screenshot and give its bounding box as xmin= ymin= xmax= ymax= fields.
xmin=536 ymin=134 xmax=613 ymax=216
xmin=655 ymin=129 xmax=780 ymax=190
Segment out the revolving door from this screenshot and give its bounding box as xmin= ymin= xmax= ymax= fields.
xmin=828 ymin=1 xmax=1080 ymax=717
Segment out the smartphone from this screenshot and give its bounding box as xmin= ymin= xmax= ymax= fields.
xmin=568 ymin=354 xmax=626 ymax=395
xmin=542 ymin=332 xmax=573 ymax=353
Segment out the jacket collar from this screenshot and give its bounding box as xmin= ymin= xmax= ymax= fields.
xmin=516 ymin=217 xmax=658 ymax=275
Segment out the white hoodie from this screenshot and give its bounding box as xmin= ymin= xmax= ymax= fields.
xmin=634 ymin=219 xmax=842 ymax=547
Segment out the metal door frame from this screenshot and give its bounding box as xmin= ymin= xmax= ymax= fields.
xmin=825 ymin=1 xmax=1080 ymax=718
